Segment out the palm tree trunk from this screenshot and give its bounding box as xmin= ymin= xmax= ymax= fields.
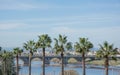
xmin=43 ymin=48 xmax=45 ymax=75
xmin=29 ymin=53 xmax=31 ymax=75
xmin=82 ymin=53 xmax=86 ymax=75
xmin=61 ymin=52 xmax=64 ymax=75
xmin=16 ymin=55 xmax=19 ymax=75
xmin=105 ymin=57 xmax=109 ymax=75
xmin=4 ymin=60 xmax=6 ymax=75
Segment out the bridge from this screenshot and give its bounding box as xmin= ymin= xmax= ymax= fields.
xmin=16 ymin=55 xmax=96 ymax=65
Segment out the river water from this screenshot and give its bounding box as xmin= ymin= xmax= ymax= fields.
xmin=18 ymin=61 xmax=120 ymax=75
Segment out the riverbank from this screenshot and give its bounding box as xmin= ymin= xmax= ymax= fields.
xmin=87 ymin=59 xmax=120 ymax=66
xmin=49 ymin=63 xmax=120 ymax=71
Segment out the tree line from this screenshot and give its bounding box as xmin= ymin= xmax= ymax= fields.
xmin=0 ymin=34 xmax=119 ymax=75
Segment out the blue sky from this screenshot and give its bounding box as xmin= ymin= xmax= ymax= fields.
xmin=0 ymin=0 xmax=120 ymax=48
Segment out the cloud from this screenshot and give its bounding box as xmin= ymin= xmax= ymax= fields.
xmin=0 ymin=3 xmax=37 ymax=10
xmin=0 ymin=14 xmax=119 ymax=33
xmin=50 ymin=26 xmax=120 ymax=48
xmin=0 ymin=25 xmax=120 ymax=48
xmin=0 ymin=23 xmax=26 ymax=30
xmin=1 ymin=14 xmax=119 ymax=27
xmin=51 ymin=27 xmax=77 ymax=34
xmin=1 ymin=0 xmax=120 ymax=10
xmin=51 ymin=26 xmax=120 ymax=39
xmin=0 ymin=0 xmax=52 ymax=10
xmin=0 ymin=30 xmax=44 ymax=47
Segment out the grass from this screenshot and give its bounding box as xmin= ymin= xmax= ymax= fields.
xmin=87 ymin=59 xmax=120 ymax=66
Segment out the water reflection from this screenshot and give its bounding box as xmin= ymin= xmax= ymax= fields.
xmin=31 ymin=61 xmax=42 ymax=66
xmin=14 ymin=58 xmax=24 ymax=66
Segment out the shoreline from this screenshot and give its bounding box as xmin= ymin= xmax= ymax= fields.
xmin=49 ymin=64 xmax=120 ymax=71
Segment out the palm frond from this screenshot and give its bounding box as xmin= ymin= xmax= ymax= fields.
xmin=96 ymin=41 xmax=118 ymax=60
xmin=75 ymin=38 xmax=93 ymax=54
xmin=37 ymin=34 xmax=52 ymax=48
xmin=66 ymin=42 xmax=72 ymax=50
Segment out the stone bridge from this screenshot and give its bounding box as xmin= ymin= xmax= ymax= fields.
xmin=16 ymin=55 xmax=96 ymax=65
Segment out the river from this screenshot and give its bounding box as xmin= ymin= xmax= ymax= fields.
xmin=18 ymin=61 xmax=120 ymax=75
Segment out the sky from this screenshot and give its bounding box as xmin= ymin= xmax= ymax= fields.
xmin=0 ymin=0 xmax=120 ymax=49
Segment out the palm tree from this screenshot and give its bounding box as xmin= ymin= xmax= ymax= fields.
xmin=54 ymin=34 xmax=72 ymax=75
xmin=23 ymin=40 xmax=36 ymax=75
xmin=74 ymin=38 xmax=93 ymax=75
xmin=0 ymin=50 xmax=14 ymax=75
xmin=1 ymin=50 xmax=10 ymax=75
xmin=13 ymin=47 xmax=23 ymax=75
xmin=96 ymin=41 xmax=118 ymax=75
xmin=36 ymin=34 xmax=52 ymax=75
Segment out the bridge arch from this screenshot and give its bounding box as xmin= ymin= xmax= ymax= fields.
xmin=31 ymin=57 xmax=42 ymax=61
xmin=31 ymin=58 xmax=43 ymax=66
xmin=50 ymin=58 xmax=61 ymax=65
xmin=68 ymin=58 xmax=78 ymax=64
xmin=50 ymin=58 xmax=61 ymax=63
xmin=85 ymin=58 xmax=92 ymax=62
xmin=86 ymin=56 xmax=96 ymax=61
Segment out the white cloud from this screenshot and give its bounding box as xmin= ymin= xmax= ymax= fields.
xmin=0 ymin=0 xmax=51 ymax=10
xmin=1 ymin=14 xmax=119 ymax=29
xmin=0 ymin=23 xmax=26 ymax=30
xmin=0 ymin=31 xmax=43 ymax=47
xmin=51 ymin=26 xmax=120 ymax=40
xmin=51 ymin=26 xmax=120 ymax=47
xmin=51 ymin=27 xmax=77 ymax=34
xmin=0 ymin=26 xmax=120 ymax=48
xmin=0 ymin=13 xmax=119 ymax=31
xmin=0 ymin=3 xmax=37 ymax=10
xmin=51 ymin=26 xmax=120 ymax=36
xmin=0 ymin=0 xmax=120 ymax=10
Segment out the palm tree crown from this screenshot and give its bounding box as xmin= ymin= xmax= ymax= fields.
xmin=36 ymin=34 xmax=52 ymax=48
xmin=74 ymin=38 xmax=93 ymax=54
xmin=13 ymin=47 xmax=23 ymax=56
xmin=96 ymin=41 xmax=118 ymax=58
xmin=23 ymin=40 xmax=36 ymax=55
xmin=1 ymin=50 xmax=12 ymax=61
xmin=54 ymin=34 xmax=72 ymax=54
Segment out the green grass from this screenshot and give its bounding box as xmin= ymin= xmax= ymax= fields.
xmin=87 ymin=59 xmax=120 ymax=66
